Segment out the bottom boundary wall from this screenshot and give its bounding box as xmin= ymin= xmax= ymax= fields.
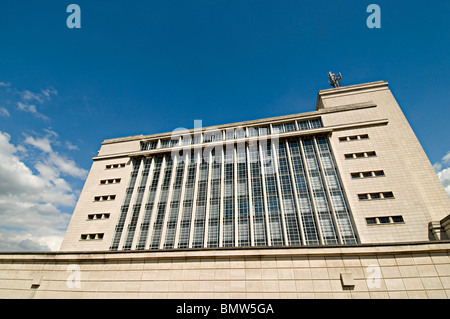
xmin=0 ymin=241 xmax=449 ymax=299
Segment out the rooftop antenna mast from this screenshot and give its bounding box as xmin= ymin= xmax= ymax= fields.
xmin=328 ymin=71 xmax=342 ymax=88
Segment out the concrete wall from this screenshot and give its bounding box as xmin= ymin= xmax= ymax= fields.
xmin=1 ymin=241 xmax=449 ymax=299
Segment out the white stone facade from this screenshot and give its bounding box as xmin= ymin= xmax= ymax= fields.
xmin=1 ymin=242 xmax=449 ymax=299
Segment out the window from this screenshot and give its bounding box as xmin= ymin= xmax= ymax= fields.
xmin=272 ymin=122 xmax=296 ymax=134
xmin=80 ymin=233 xmax=104 ymax=240
xmin=235 ymin=128 xmax=246 ymax=139
xmin=297 ymin=118 xmax=323 ymax=130
xmin=94 ymin=195 xmax=116 ymax=201
xmin=345 ymin=151 xmax=377 ymax=159
xmin=382 ymin=191 xmax=394 ymax=198
xmin=391 ymin=216 xmax=404 ymax=223
xmin=358 ymin=191 xmax=394 ymax=201
xmin=366 ymin=216 xmax=404 ymax=225
xmin=160 ymin=139 xmax=170 ymax=148
xmin=106 ymin=163 xmax=125 ymax=169
xmin=370 ymin=193 xmax=380 ymax=199
xmin=378 ymin=217 xmax=389 ymax=224
xmin=339 ymin=134 xmax=370 ymax=142
xmin=374 ymin=170 xmax=385 ymax=177
xmin=87 ymin=213 xmax=110 ymax=220
xmin=204 ymin=131 xmax=222 ymax=143
xmin=351 ymin=170 xmax=385 ymax=179
xmin=141 ymin=140 xmax=158 ymax=151
xmin=100 ymin=178 xmax=121 ymax=185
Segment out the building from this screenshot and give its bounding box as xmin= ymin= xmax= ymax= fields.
xmin=1 ymin=80 xmax=449 ymax=299
xmin=60 ymin=80 xmax=449 ymax=251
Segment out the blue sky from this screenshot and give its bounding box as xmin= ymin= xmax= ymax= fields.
xmin=0 ymin=1 xmax=448 ymax=251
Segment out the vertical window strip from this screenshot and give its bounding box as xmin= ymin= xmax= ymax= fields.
xmin=302 ymin=138 xmax=339 ymax=245
xmin=207 ymin=152 xmax=222 ymax=247
xmin=149 ymin=156 xmax=174 ymax=249
xmin=135 ymin=157 xmax=163 ymax=250
xmin=277 ymin=143 xmax=302 ymax=246
xmin=177 ymin=152 xmax=198 ymax=248
xmin=287 ymin=140 xmax=320 ymax=245
xmin=316 ymin=137 xmax=357 ymax=244
xmin=110 ymin=159 xmax=141 ymax=251
xmin=222 ymin=147 xmax=235 ymax=247
xmin=192 ymin=155 xmax=210 ymax=248
xmin=162 ymin=158 xmax=186 ymax=249
xmin=249 ymin=142 xmax=268 ymax=247
xmin=261 ymin=142 xmax=284 ymax=246
xmin=122 ymin=157 xmax=152 ymax=250
xmin=236 ymin=146 xmax=250 ymax=247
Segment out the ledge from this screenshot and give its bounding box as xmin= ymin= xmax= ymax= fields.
xmin=1 ymin=240 xmax=449 ymax=263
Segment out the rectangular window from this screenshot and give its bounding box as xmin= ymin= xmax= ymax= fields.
xmin=339 ymin=134 xmax=369 ymax=142
xmin=345 ymin=151 xmax=376 ymax=159
xmin=358 ymin=194 xmax=368 ymax=200
xmin=370 ymin=193 xmax=380 ymax=199
xmin=141 ymin=140 xmax=158 ymax=151
xmin=297 ymin=118 xmax=323 ymax=130
xmin=160 ymin=139 xmax=171 ymax=148
xmin=351 ymin=170 xmax=385 ymax=179
xmin=391 ymin=216 xmax=404 ymax=223
xmin=366 ymin=215 xmax=404 ymax=225
xmin=374 ymin=170 xmax=385 ymax=177
xmin=382 ymin=191 xmax=394 ymax=198
xmin=106 ymin=163 xmax=125 ymax=169
xmin=100 ymin=178 xmax=121 ymax=185
xmin=358 ymin=191 xmax=394 ymax=200
xmin=81 ymin=233 xmax=104 ymax=240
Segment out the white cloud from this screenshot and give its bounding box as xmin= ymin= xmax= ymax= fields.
xmin=41 ymin=87 xmax=58 ymax=98
xmin=24 ymin=134 xmax=88 ymax=180
xmin=0 ymin=82 xmax=10 ymax=87
xmin=17 ymin=101 xmax=36 ymax=113
xmin=48 ymin=153 xmax=88 ymax=179
xmin=17 ymin=101 xmax=49 ymax=120
xmin=436 ymin=167 xmax=450 ymax=197
xmin=434 ymin=151 xmax=450 ymax=197
xmin=65 ymin=141 xmax=79 ymax=151
xmin=24 ymin=135 xmax=53 ymax=153
xmin=0 ymin=131 xmax=86 ymax=251
xmin=0 ymin=107 xmax=9 ymax=117
xmin=442 ymin=151 xmax=450 ymax=165
xmin=11 ymin=85 xmax=57 ymax=120
xmin=21 ymin=90 xmax=45 ymax=104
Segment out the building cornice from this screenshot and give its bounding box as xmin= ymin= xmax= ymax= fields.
xmin=1 ymin=241 xmax=449 ymax=263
